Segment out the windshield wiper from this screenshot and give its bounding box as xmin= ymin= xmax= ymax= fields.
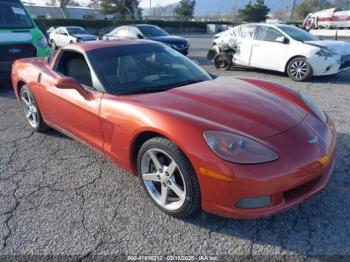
xmin=118 ymin=79 xmax=206 ymax=95
xmin=119 ymin=87 xmax=171 ymax=95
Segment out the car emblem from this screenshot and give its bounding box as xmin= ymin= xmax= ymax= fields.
xmin=9 ymin=48 xmax=22 ymax=54
xmin=308 ymin=135 xmax=319 ymax=145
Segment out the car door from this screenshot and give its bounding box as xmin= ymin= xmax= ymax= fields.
xmin=60 ymin=27 xmax=71 ymax=46
xmin=50 ymin=28 xmax=61 ymax=45
xmin=39 ymin=50 xmax=105 ymax=153
xmin=233 ymin=24 xmax=257 ymax=66
xmin=250 ymin=26 xmax=289 ymax=71
xmin=53 ymin=27 xmax=64 ymax=47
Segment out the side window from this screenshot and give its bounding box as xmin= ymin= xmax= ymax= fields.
xmin=62 ymin=28 xmax=68 ymax=36
xmin=127 ymin=28 xmax=139 ymax=38
xmin=115 ymin=27 xmax=128 ymax=37
xmin=55 ymin=51 xmax=93 ymax=87
xmin=255 ymin=26 xmax=284 ymax=42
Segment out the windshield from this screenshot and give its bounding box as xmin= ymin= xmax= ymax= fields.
xmin=0 ymin=1 xmax=33 ymax=29
xmin=137 ymin=25 xmax=169 ymax=37
xmin=67 ymin=27 xmax=89 ymax=35
xmin=88 ymin=44 xmax=212 ymax=95
xmin=277 ymin=25 xmax=319 ymax=42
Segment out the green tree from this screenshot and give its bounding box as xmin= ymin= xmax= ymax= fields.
xmin=295 ymin=0 xmax=332 ymax=19
xmin=100 ymin=0 xmax=142 ymax=20
xmin=238 ymin=0 xmax=270 ymax=22
xmin=173 ymin=0 xmax=196 ymax=20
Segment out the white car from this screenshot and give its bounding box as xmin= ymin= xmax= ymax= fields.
xmin=209 ymin=23 xmax=350 ymax=81
xmin=49 ymin=26 xmax=98 ymax=49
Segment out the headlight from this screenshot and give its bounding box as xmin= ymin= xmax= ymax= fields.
xmin=299 ymin=92 xmax=327 ymax=123
xmin=203 ymin=131 xmax=278 ymax=164
xmin=37 ymin=36 xmax=48 ymax=49
xmin=316 ymin=48 xmax=337 ymax=58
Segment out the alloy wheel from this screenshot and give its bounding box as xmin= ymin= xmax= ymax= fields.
xmin=289 ymin=60 xmax=309 ymax=80
xmin=21 ymin=90 xmax=39 ymax=128
xmin=140 ymin=148 xmax=186 ymax=211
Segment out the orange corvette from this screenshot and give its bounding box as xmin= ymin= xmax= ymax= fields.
xmin=11 ymin=40 xmax=336 ymax=219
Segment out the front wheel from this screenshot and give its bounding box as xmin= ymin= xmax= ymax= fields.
xmin=137 ymin=137 xmax=200 ymax=218
xmin=287 ymin=57 xmax=313 ymax=82
xmin=20 ymin=85 xmax=48 ymax=132
xmin=214 ymin=53 xmax=233 ymax=71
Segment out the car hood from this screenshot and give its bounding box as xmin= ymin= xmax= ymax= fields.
xmin=72 ymin=34 xmax=97 ymax=40
xmin=306 ymin=40 xmax=350 ymax=55
xmin=129 ymin=77 xmax=307 ymax=139
xmin=147 ymin=35 xmax=188 ymax=45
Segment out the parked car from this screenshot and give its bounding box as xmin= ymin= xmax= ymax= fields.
xmin=12 ymin=40 xmax=336 ymax=219
xmin=103 ymin=24 xmax=190 ymax=55
xmin=0 ymin=0 xmax=49 ymax=81
xmin=208 ymin=23 xmax=350 ymax=81
xmin=49 ymin=26 xmax=98 ymax=49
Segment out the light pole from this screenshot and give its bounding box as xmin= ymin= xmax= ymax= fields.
xmin=290 ymin=0 xmax=296 ymax=21
xmin=150 ymin=0 xmax=152 ymax=18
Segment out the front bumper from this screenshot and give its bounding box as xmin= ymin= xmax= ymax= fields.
xmin=172 ymin=45 xmax=190 ymax=56
xmin=196 ymin=115 xmax=336 ymax=219
xmin=0 ymin=44 xmax=49 ymax=80
xmin=309 ymin=53 xmax=350 ymax=76
xmin=0 ymin=62 xmax=12 ymax=80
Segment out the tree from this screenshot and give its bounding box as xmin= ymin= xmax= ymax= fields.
xmin=238 ymin=0 xmax=270 ymax=22
xmin=100 ymin=0 xmax=142 ymax=20
xmin=173 ymin=0 xmax=196 ymax=20
xmin=151 ymin=4 xmax=176 ymax=18
xmin=294 ymin=0 xmax=332 ymax=19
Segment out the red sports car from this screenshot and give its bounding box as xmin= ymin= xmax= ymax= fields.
xmin=11 ymin=40 xmax=336 ymax=219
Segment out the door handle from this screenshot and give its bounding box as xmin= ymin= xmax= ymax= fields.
xmin=253 ymin=44 xmax=260 ymax=47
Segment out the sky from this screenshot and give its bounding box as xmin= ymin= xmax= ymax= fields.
xmin=139 ymin=0 xmax=180 ymax=8
xmin=26 ymin=0 xmax=180 ymax=8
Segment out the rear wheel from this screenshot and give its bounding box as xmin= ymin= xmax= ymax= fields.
xmin=137 ymin=137 xmax=200 ymax=218
xmin=20 ymin=85 xmax=48 ymax=132
xmin=287 ymin=57 xmax=313 ymax=82
xmin=214 ymin=53 xmax=233 ymax=71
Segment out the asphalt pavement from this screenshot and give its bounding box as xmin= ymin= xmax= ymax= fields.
xmin=0 ymin=35 xmax=350 ymax=260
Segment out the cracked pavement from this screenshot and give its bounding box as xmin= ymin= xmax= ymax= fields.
xmin=0 ymin=35 xmax=349 ymax=260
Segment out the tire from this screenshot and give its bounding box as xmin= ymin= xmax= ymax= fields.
xmin=137 ymin=137 xmax=201 ymax=218
xmin=20 ymin=85 xmax=48 ymax=132
xmin=287 ymin=57 xmax=313 ymax=82
xmin=51 ymin=40 xmax=57 ymax=50
xmin=214 ymin=53 xmax=233 ymax=71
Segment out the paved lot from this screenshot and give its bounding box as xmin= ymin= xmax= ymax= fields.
xmin=0 ymin=35 xmax=350 ymax=260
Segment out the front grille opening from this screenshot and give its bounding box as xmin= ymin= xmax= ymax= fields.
xmin=284 ymin=175 xmax=323 ymax=201
xmin=0 ymin=44 xmax=37 ymax=63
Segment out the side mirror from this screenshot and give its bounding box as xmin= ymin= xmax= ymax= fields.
xmin=55 ymin=77 xmax=92 ymax=100
xmin=137 ymin=33 xmax=144 ymax=39
xmin=63 ymin=33 xmax=68 ymax=36
xmin=276 ymin=36 xmax=289 ymax=44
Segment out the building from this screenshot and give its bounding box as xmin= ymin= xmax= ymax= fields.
xmin=25 ymin=5 xmax=106 ymax=20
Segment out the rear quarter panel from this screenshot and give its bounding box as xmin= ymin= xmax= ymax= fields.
xmin=12 ymin=58 xmax=50 ymax=115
